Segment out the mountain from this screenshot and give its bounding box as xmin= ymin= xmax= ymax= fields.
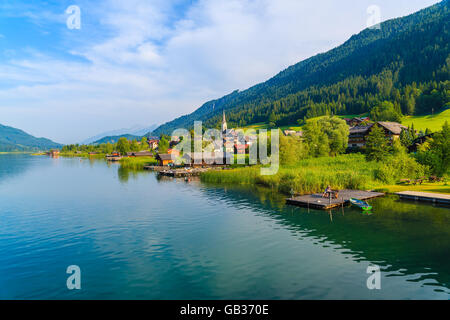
xmin=82 ymin=124 xmax=158 ymax=144
xmin=92 ymin=134 xmax=142 ymax=145
xmin=152 ymin=0 xmax=449 ymax=135
xmin=0 ymin=123 xmax=62 ymax=152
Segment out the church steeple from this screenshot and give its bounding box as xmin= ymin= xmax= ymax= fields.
xmin=222 ymin=109 xmax=227 ymax=133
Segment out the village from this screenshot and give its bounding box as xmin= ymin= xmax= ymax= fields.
xmin=100 ymin=112 xmax=421 ymax=170
xmin=47 ymin=111 xmax=450 ymax=209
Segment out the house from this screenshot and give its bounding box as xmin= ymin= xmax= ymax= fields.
xmin=148 ymin=139 xmax=159 ymax=149
xmin=283 ymin=130 xmax=303 ymax=137
xmin=234 ymin=143 xmax=249 ymax=154
xmin=376 ymin=122 xmax=408 ymax=141
xmin=49 ymin=149 xmax=60 ymax=157
xmin=408 ymin=133 xmax=434 ymax=153
xmin=106 ymin=151 xmax=122 ymax=161
xmin=346 ymin=117 xmax=370 ymax=127
xmin=167 ymin=149 xmax=180 ymax=157
xmin=348 ymin=121 xmax=407 ymax=149
xmin=348 ymin=124 xmax=374 ymax=148
xmin=245 ymin=135 xmax=257 ymax=146
xmin=182 ymin=152 xmax=232 ymax=167
xmin=156 ymin=153 xmax=173 ymax=166
xmin=223 ymin=136 xmax=235 ymax=153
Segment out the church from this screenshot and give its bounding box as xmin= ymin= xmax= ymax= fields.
xmin=222 ymin=109 xmax=227 ymax=134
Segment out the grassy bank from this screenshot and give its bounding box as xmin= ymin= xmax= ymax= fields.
xmin=201 ymin=153 xmax=444 ymax=195
xmin=201 ymin=154 xmax=383 ymax=195
xmin=401 ymin=109 xmax=450 ymax=132
xmin=374 ymin=182 xmax=450 ymax=194
xmin=0 ymin=151 xmax=34 ymax=154
xmin=119 ymin=156 xmax=157 ymax=170
xmin=60 ymin=152 xmax=106 ymax=158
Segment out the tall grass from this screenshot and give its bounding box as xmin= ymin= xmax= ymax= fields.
xmin=60 ymin=152 xmax=106 ymax=158
xmin=119 ymin=156 xmax=157 ymax=170
xmin=201 ymin=154 xmax=392 ymax=195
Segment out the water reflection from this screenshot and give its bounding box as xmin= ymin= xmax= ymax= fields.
xmin=116 ymin=167 xmax=450 ymax=294
xmin=0 ymin=154 xmax=35 ymax=183
xmin=0 ymin=155 xmax=448 ymax=299
xmin=197 ymin=184 xmax=450 ymax=292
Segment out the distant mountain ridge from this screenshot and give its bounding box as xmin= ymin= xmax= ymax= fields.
xmin=92 ymin=134 xmax=142 ymax=145
xmin=152 ymin=0 xmax=449 ymax=135
xmin=0 ymin=123 xmax=61 ymax=152
xmin=82 ymin=124 xmax=158 ymax=145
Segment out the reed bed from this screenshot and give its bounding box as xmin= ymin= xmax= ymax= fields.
xmin=201 ymin=154 xmax=384 ymax=195
xmin=119 ymin=156 xmax=157 ymax=170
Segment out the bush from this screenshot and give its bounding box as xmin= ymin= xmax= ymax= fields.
xmin=374 ymin=154 xmax=427 ymax=184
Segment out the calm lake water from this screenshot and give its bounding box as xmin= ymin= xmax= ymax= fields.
xmin=0 ymin=154 xmax=449 ymax=299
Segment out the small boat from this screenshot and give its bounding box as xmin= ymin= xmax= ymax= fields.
xmin=349 ymin=198 xmax=372 ymax=211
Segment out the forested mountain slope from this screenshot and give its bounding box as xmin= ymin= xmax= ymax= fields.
xmin=152 ymin=0 xmax=449 ymax=135
xmin=0 ymin=124 xmax=61 ymax=152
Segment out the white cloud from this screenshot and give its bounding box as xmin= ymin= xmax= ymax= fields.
xmin=0 ymin=0 xmax=441 ymax=143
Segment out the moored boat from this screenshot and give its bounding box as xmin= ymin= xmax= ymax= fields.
xmin=349 ymin=198 xmax=372 ymax=211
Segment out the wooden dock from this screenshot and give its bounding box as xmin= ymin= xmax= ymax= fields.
xmin=144 ymin=165 xmax=170 ymax=172
xmin=157 ymin=168 xmax=209 ymax=178
xmin=286 ymin=189 xmax=385 ymax=210
xmin=395 ymin=191 xmax=450 ymax=205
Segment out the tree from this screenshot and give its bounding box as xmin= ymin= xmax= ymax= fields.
xmin=268 ymin=112 xmax=277 ymax=128
xmin=279 ymin=133 xmax=306 ymax=166
xmin=140 ymin=137 xmax=148 ymax=150
xmin=303 ymin=116 xmax=348 ymax=157
xmin=416 ymin=121 xmax=450 ymax=175
xmin=365 ymin=125 xmax=390 ymax=162
xmin=105 ymin=142 xmax=114 ymax=154
xmin=130 ymin=140 xmax=140 ymax=152
xmin=370 ymin=101 xmax=402 ymax=122
xmin=116 ymin=137 xmax=130 ymax=155
xmin=400 ymin=129 xmax=413 ymax=147
xmin=409 ymin=123 xmax=417 ymax=140
xmin=158 ymin=136 xmax=169 ymax=153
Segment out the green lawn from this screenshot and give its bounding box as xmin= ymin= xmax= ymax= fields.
xmin=237 ymin=110 xmax=449 ymax=134
xmin=401 ymin=109 xmax=450 ymax=132
xmin=238 ymin=113 xmax=369 ymax=132
xmin=375 ymin=182 xmax=450 ymax=194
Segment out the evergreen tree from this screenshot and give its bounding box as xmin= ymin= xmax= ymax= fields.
xmin=400 ymin=129 xmax=413 ymax=147
xmin=365 ymin=125 xmax=390 ymax=162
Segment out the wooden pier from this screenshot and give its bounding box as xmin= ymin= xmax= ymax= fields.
xmin=395 ymin=191 xmax=450 ymax=205
xmin=286 ymin=189 xmax=385 ymax=210
xmin=144 ymin=165 xmax=170 ymax=172
xmin=144 ymin=166 xmax=224 ymax=178
xmin=157 ymin=168 xmax=209 ymax=178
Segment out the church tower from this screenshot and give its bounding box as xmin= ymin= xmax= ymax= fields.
xmin=222 ymin=109 xmax=227 ymax=134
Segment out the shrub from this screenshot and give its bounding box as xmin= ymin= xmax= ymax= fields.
xmin=374 ymin=154 xmax=427 ymax=184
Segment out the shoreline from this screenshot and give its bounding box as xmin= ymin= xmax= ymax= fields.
xmin=55 ymin=153 xmax=450 ymax=196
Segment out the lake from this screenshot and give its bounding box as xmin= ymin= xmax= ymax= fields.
xmin=0 ymin=154 xmax=449 ymax=299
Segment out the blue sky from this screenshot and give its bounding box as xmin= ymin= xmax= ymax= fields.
xmin=0 ymin=0 xmax=441 ymax=143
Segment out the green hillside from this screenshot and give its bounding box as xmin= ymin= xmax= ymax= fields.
xmin=152 ymin=0 xmax=449 ymax=135
xmin=402 ymin=108 xmax=450 ymax=131
xmin=0 ymin=124 xmax=61 ymax=152
xmin=92 ymin=134 xmax=142 ymax=145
